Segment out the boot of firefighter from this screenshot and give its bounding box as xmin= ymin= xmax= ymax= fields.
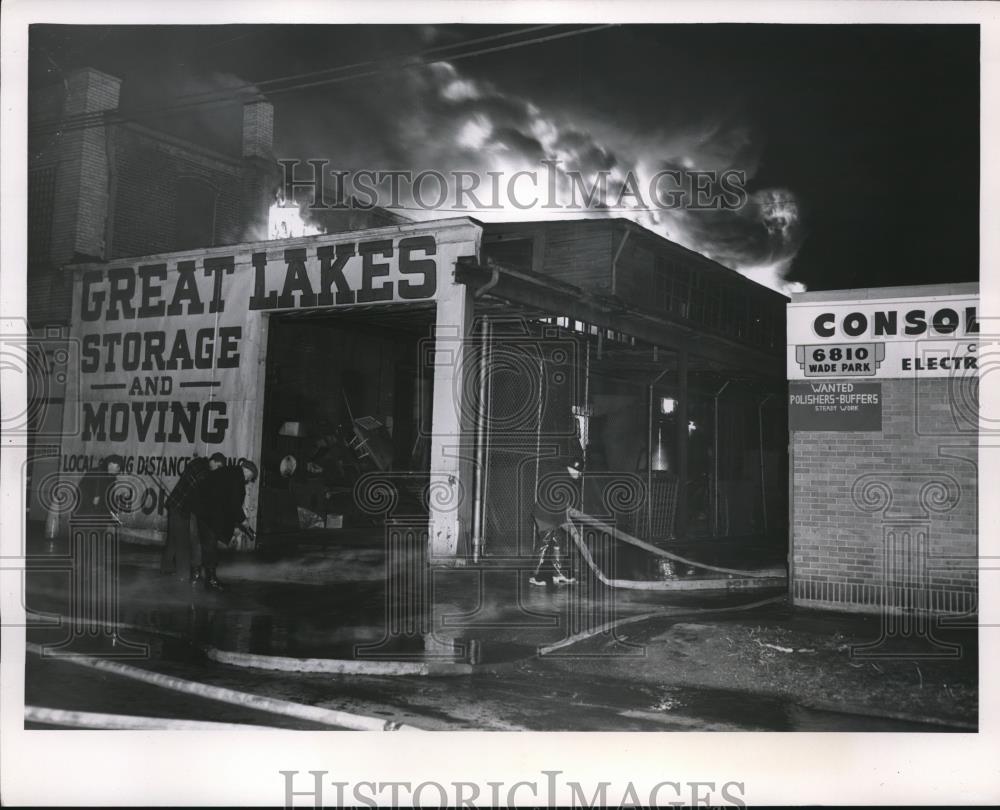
xmin=204 ymin=567 xmax=225 ymax=592
xmin=190 ymin=566 xmax=203 ymax=586
xmin=529 ymin=541 xmax=549 ymax=586
xmin=550 ymin=544 xmax=576 ymax=584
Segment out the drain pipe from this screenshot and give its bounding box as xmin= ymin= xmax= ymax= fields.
xmin=481 ymin=323 xmax=495 ymax=552
xmin=611 ymin=229 xmax=630 ymax=296
xmin=471 ymin=266 xmax=500 ymax=299
xmin=471 ymin=317 xmax=492 ymax=563
xmin=469 ymin=264 xmax=499 ymax=561
xmin=758 ymin=393 xmax=774 ymax=535
xmin=712 ymin=380 xmax=731 ymax=536
xmin=580 ymin=336 xmax=591 ymax=513
xmin=533 ymin=348 xmax=545 ymax=546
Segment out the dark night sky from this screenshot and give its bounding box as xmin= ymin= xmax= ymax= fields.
xmin=29 ymin=24 xmax=980 ymax=293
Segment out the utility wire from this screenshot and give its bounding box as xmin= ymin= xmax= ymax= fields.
xmin=30 ymin=25 xmax=612 ymax=139
xmin=31 ymin=24 xmax=559 ymax=135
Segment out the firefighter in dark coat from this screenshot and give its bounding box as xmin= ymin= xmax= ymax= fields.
xmin=193 ymin=458 xmax=258 ymax=591
xmin=161 ymin=452 xmax=222 ymax=583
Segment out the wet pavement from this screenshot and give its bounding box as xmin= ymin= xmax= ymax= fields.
xmin=24 ymin=625 xmax=949 ymax=732
xmin=20 ymin=529 xmax=972 ymax=732
xmin=24 ymin=652 xmax=341 ymax=730
xmin=25 ymin=528 xmax=783 ymax=666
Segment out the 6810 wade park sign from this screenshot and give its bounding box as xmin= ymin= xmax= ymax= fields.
xmin=787 ymin=292 xmax=979 ymax=380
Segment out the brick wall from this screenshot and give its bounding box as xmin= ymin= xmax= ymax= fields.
xmin=791 ymin=377 xmax=978 ymax=614
xmin=28 ymin=70 xmax=280 ymax=328
xmin=242 ymin=100 xmax=274 ymax=160
xmin=48 ymin=68 xmax=121 ymax=268
xmin=28 ymin=68 xmax=121 ymax=326
xmin=109 ymin=125 xmax=245 ymax=258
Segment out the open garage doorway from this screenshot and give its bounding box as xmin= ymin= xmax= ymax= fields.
xmin=258 ymin=305 xmax=437 ymax=538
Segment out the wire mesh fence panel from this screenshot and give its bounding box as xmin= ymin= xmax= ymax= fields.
xmin=648 ymin=473 xmax=678 ymax=540
xmin=482 ymin=321 xmax=579 ymax=558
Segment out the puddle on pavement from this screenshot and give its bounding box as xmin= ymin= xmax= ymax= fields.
xmin=25 ymin=624 xmax=967 ymax=732
xmin=22 ymin=570 xmax=972 ymax=731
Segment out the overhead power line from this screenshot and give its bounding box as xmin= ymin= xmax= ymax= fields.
xmin=31 ymin=24 xmax=562 ymax=136
xmin=33 ymin=24 xmax=558 ymax=136
xmin=30 ymin=25 xmax=616 ymax=139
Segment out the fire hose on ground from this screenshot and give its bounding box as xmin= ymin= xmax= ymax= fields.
xmin=564 ymin=507 xmax=786 ymax=588
xmin=24 ymin=642 xmax=421 ymax=731
xmin=535 ymin=508 xmax=788 ymax=655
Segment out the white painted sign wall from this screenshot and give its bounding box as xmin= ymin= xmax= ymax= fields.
xmin=56 ymin=219 xmax=481 ymax=543
xmin=787 ymin=294 xmax=979 ymax=381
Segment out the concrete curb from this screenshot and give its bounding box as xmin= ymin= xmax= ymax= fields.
xmin=206 ymin=646 xmax=474 ymax=676
xmin=45 ymin=610 xmax=533 ymax=678
xmin=33 ymin=611 xmax=480 ymax=678
xmin=25 ymin=642 xmax=422 ymax=731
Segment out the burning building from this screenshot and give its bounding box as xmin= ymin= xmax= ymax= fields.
xmin=25 ymin=67 xmax=403 ymax=526
xmin=27 ymin=69 xmax=795 ymax=593
xmin=45 ymin=212 xmax=790 ymax=593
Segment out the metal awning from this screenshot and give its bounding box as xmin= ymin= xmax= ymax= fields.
xmin=455 ymin=259 xmax=785 ymax=380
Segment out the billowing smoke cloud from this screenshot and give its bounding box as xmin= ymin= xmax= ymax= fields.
xmin=288 ymin=58 xmax=806 ymax=294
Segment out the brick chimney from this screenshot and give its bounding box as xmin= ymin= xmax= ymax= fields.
xmin=48 ymin=67 xmax=122 ymax=267
xmin=240 ymin=98 xmax=280 ymax=239
xmin=242 ymin=98 xmax=274 ymax=160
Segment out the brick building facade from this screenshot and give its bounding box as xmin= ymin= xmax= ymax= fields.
xmin=28 ymin=67 xmax=282 ymax=329
xmin=787 ymin=284 xmax=978 ymax=615
xmin=24 ymin=66 xmax=411 ymax=528
xmin=24 ymin=67 xmax=286 ymax=524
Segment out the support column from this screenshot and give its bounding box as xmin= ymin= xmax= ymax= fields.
xmin=674 ymin=348 xmax=689 ymax=538
xmin=428 ymin=275 xmax=475 ymax=560
xmin=712 ymin=381 xmax=730 ymax=536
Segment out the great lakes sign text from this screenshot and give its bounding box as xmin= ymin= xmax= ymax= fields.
xmin=80 ymin=234 xmax=438 ymax=323
xmin=58 ymin=220 xmax=481 ymax=541
xmin=74 ymin=234 xmax=439 ymax=447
